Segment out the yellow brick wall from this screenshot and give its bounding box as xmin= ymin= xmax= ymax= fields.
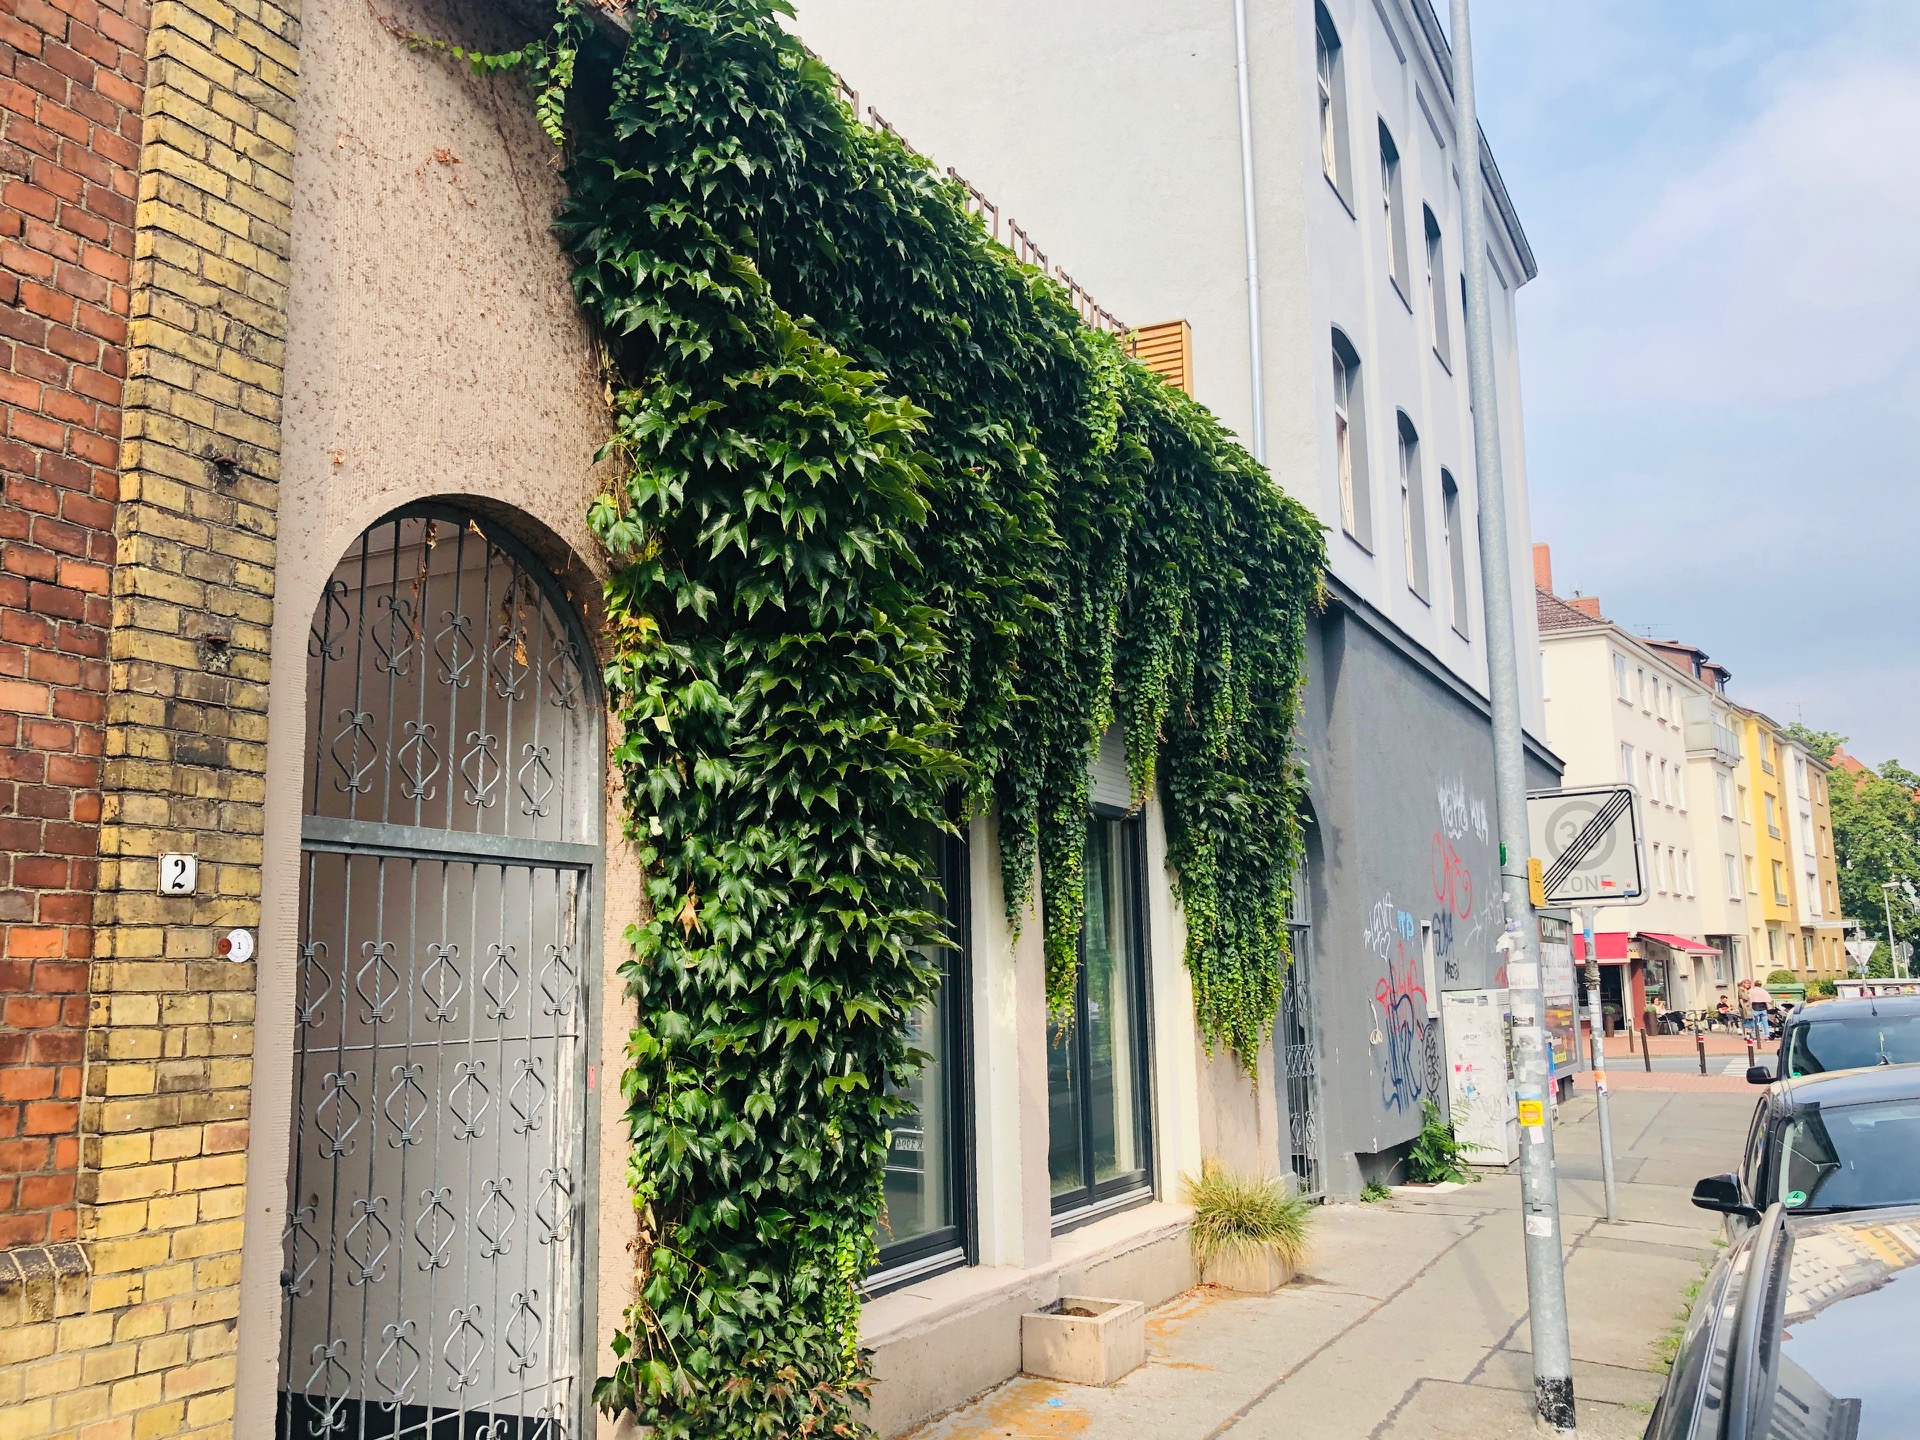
xmin=0 ymin=0 xmax=296 ymax=1430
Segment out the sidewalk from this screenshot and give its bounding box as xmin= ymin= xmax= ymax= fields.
xmin=905 ymin=1087 xmax=1754 ymax=1439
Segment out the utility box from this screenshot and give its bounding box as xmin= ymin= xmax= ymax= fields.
xmin=1442 ymin=988 xmax=1519 ymax=1165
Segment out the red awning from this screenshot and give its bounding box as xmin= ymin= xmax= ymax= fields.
xmin=1570 ymin=931 xmax=1631 ymax=962
xmin=1636 ymin=932 xmax=1720 ymax=956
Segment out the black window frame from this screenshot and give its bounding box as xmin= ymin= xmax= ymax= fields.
xmin=871 ymin=826 xmax=976 ymax=1290
xmin=1049 ymin=806 xmax=1156 ymax=1230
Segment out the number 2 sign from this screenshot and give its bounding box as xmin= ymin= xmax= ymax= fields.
xmin=159 ymin=853 xmax=197 ymax=896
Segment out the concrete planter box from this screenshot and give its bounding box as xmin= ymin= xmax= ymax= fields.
xmin=1201 ymin=1246 xmax=1295 ymax=1294
xmin=1020 ymin=1296 xmax=1145 ymax=1386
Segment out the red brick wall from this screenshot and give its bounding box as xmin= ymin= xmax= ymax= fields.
xmin=0 ymin=0 xmax=145 ymax=1249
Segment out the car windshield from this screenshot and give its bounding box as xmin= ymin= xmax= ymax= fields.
xmin=1777 ymin=1100 xmax=1920 ymax=1213
xmin=1783 ymin=1014 xmax=1920 ymax=1076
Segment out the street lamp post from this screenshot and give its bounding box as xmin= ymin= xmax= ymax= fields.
xmin=1449 ymin=0 xmax=1576 ymax=1429
xmin=1886 ymin=882 xmax=1904 ymax=977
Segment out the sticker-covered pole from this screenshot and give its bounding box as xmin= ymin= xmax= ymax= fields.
xmin=1580 ymin=906 xmax=1619 ymax=1222
xmin=1450 ymin=0 xmax=1577 ymax=1427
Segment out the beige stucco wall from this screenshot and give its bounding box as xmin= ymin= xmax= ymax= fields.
xmin=233 ymin=0 xmax=635 ymax=1430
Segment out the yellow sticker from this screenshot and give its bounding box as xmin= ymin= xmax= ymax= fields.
xmin=1517 ymin=1099 xmax=1545 ymax=1127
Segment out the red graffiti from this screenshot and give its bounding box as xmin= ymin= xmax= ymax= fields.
xmin=1431 ymin=833 xmax=1473 ymax=920
xmin=1374 ymin=939 xmax=1429 ymax=1114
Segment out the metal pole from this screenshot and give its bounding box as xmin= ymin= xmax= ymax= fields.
xmin=1884 ymin=883 xmax=1900 ymax=977
xmin=1448 ymin=0 xmax=1575 ymax=1428
xmin=1579 ymin=909 xmax=1618 ymax=1222
xmin=1230 ymin=0 xmax=1267 ymax=463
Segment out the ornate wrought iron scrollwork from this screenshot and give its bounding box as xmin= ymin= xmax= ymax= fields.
xmin=373 ymin=592 xmax=420 ymax=676
xmin=459 ymin=729 xmax=501 ymax=808
xmin=315 ymin=1070 xmax=361 ymax=1159
xmin=518 ymin=742 xmax=555 ymax=819
xmin=539 ymin=942 xmax=576 ymax=1018
xmin=344 ymin=1194 xmax=393 ymax=1287
xmin=489 ymin=623 xmax=531 ymax=701
xmin=329 ymin=708 xmax=378 ymax=795
xmin=375 ymin=1319 xmax=421 ymax=1405
xmin=304 ymin=1339 xmax=351 ymax=1431
xmin=395 ymin=720 xmax=441 ymax=802
xmin=281 ymin=1202 xmax=319 ymax=1297
xmin=477 ymin=1177 xmax=515 ymax=1259
xmin=295 ymin=941 xmax=330 ymax=1028
xmin=414 ymin=1186 xmax=456 ymax=1273
xmin=546 ymin=640 xmax=581 ymax=710
xmin=482 ymin=942 xmax=519 ymax=1021
xmin=508 ymin=1056 xmax=547 ymax=1136
xmin=535 ymin=1167 xmax=573 ymax=1246
xmin=354 ymin=939 xmax=401 ymax=1025
xmin=434 ymin=608 xmax=477 ymax=689
xmin=443 ymin=1305 xmax=485 ymax=1393
xmin=308 ymin=578 xmax=349 ymax=661
xmin=505 ymin=1289 xmax=543 ymax=1375
xmin=448 ymin=1059 xmax=489 ymax=1140
xmin=382 ymin=1063 xmax=428 ymax=1148
xmin=421 ymin=941 xmax=460 ymax=1023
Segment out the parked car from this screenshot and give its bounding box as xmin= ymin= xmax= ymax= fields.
xmin=1747 ymin=993 xmax=1920 ymax=1083
xmin=1643 ymin=1201 xmax=1920 ymax=1440
xmin=1693 ymin=1064 xmax=1920 ymax=1237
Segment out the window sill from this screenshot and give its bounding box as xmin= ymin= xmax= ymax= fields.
xmin=1343 ymin=528 xmax=1373 ymax=556
xmin=1325 ymin=173 xmax=1356 ymax=219
xmin=1433 ymin=346 xmax=1452 ymax=376
xmin=1389 ymin=276 xmax=1413 ymax=314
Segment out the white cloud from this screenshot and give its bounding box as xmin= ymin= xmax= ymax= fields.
xmin=1531 ymin=37 xmax=1920 ymax=412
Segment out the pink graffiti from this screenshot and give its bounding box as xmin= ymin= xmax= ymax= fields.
xmin=1431 ymin=833 xmax=1473 ymax=921
xmin=1375 ymin=936 xmax=1430 ymax=1114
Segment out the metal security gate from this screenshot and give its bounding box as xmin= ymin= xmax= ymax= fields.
xmin=279 ymin=507 xmax=599 ymax=1440
xmin=1280 ymin=856 xmax=1323 ymax=1199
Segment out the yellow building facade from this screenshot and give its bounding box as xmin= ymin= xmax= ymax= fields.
xmin=1735 ymin=711 xmax=1848 ymax=983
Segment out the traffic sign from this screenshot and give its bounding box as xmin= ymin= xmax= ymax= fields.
xmin=1526 ymin=785 xmax=1645 ymax=906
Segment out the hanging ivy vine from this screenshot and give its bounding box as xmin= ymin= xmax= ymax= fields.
xmin=419 ymin=0 xmax=1324 ymax=1432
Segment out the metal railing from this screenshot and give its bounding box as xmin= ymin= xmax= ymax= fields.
xmin=808 ymin=48 xmax=1131 ymax=340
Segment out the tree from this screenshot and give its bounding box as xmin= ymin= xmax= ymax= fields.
xmin=1827 ymin=751 xmax=1920 ymax=977
xmin=1783 ymin=723 xmax=1845 ymax=762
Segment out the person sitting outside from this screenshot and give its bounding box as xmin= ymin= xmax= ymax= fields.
xmin=1716 ymin=996 xmax=1734 ymax=1031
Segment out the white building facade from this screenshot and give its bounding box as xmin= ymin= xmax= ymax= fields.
xmin=792 ymin=1 xmax=1561 ymax=1428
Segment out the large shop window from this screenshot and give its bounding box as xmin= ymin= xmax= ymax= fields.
xmin=874 ymin=830 xmax=973 ymax=1287
xmin=1048 ymin=811 xmax=1153 ymax=1225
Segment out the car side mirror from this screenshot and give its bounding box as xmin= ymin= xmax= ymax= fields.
xmin=1692 ymin=1173 xmax=1760 ymax=1220
xmin=1747 ymin=1065 xmax=1774 ymax=1085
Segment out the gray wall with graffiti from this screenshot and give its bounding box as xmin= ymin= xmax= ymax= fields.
xmin=1290 ymin=588 xmax=1561 ymax=1193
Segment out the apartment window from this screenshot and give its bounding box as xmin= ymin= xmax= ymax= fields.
xmin=1397 ymin=413 xmax=1429 ymax=599
xmin=1314 ymin=5 xmax=1351 ymax=203
xmin=1441 ymin=470 xmax=1467 ymax=637
xmin=1645 ymin=752 xmax=1655 ymax=795
xmin=1771 ymin=860 xmax=1787 ymax=905
xmin=1331 ymin=331 xmax=1371 ymax=547
xmin=1716 ymin=771 xmax=1735 ymax=818
xmin=1619 ymin=743 xmax=1636 ymax=786
xmin=1664 ymin=684 xmax=1676 ymax=722
xmin=1738 ymin=784 xmax=1750 ymax=822
xmin=1761 ymin=736 xmax=1775 ymax=774
xmin=1724 ymin=854 xmax=1740 ymax=900
xmin=1656 ymin=758 xmax=1669 ymax=805
xmin=1614 ymin=654 xmax=1630 ymax=701
xmin=877 ymin=830 xmax=973 ymax=1279
xmin=1378 ymin=123 xmax=1411 ymax=300
xmin=1675 ymin=766 xmax=1687 ymax=811
xmin=1049 ymin=811 xmax=1153 ymax=1222
xmin=1638 ymin=669 xmax=1651 ymax=710
xmin=1794 ymin=756 xmax=1809 ymax=799
xmin=1683 ymin=850 xmax=1695 ymax=898
xmin=1423 ymin=206 xmax=1450 ymax=366
xmin=1764 ymin=792 xmax=1780 ymax=837
xmin=1746 ymin=855 xmax=1757 ymax=894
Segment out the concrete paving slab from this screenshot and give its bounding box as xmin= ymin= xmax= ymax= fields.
xmin=1374 ymin=1378 xmax=1649 ymax=1440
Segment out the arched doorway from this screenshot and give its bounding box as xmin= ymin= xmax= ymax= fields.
xmin=277 ymin=505 xmax=600 ymax=1439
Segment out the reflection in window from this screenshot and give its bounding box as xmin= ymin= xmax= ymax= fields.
xmin=876 ymin=830 xmax=970 ymax=1280
xmin=1778 ymin=1101 xmax=1920 ymax=1212
xmin=1049 ymin=813 xmax=1152 ymax=1220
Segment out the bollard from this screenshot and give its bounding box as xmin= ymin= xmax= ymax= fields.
xmin=1697 ymin=1032 xmax=1708 ymax=1076
xmin=1641 ymin=1027 xmax=1652 ymax=1073
xmin=1747 ymin=1038 xmax=1756 ymax=1069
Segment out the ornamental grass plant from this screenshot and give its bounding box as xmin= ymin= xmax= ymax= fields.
xmin=1182 ymin=1159 xmax=1314 ymax=1272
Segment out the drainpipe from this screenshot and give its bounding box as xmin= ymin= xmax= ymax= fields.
xmin=1231 ymin=0 xmax=1267 ymax=463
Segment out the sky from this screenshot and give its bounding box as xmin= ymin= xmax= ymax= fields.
xmin=1459 ymin=0 xmax=1920 ymax=768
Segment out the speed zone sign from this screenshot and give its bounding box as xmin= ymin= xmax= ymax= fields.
xmin=1527 ymin=785 xmax=1646 ymax=906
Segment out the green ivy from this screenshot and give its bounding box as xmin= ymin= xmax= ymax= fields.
xmin=420 ymin=1 xmax=1324 ymax=1431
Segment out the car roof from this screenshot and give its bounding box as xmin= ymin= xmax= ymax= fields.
xmin=1775 ymin=1061 xmax=1920 ymax=1109
xmin=1762 ymin=1205 xmax=1920 ymax=1429
xmin=1790 ymin=994 xmax=1920 ymax=1022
